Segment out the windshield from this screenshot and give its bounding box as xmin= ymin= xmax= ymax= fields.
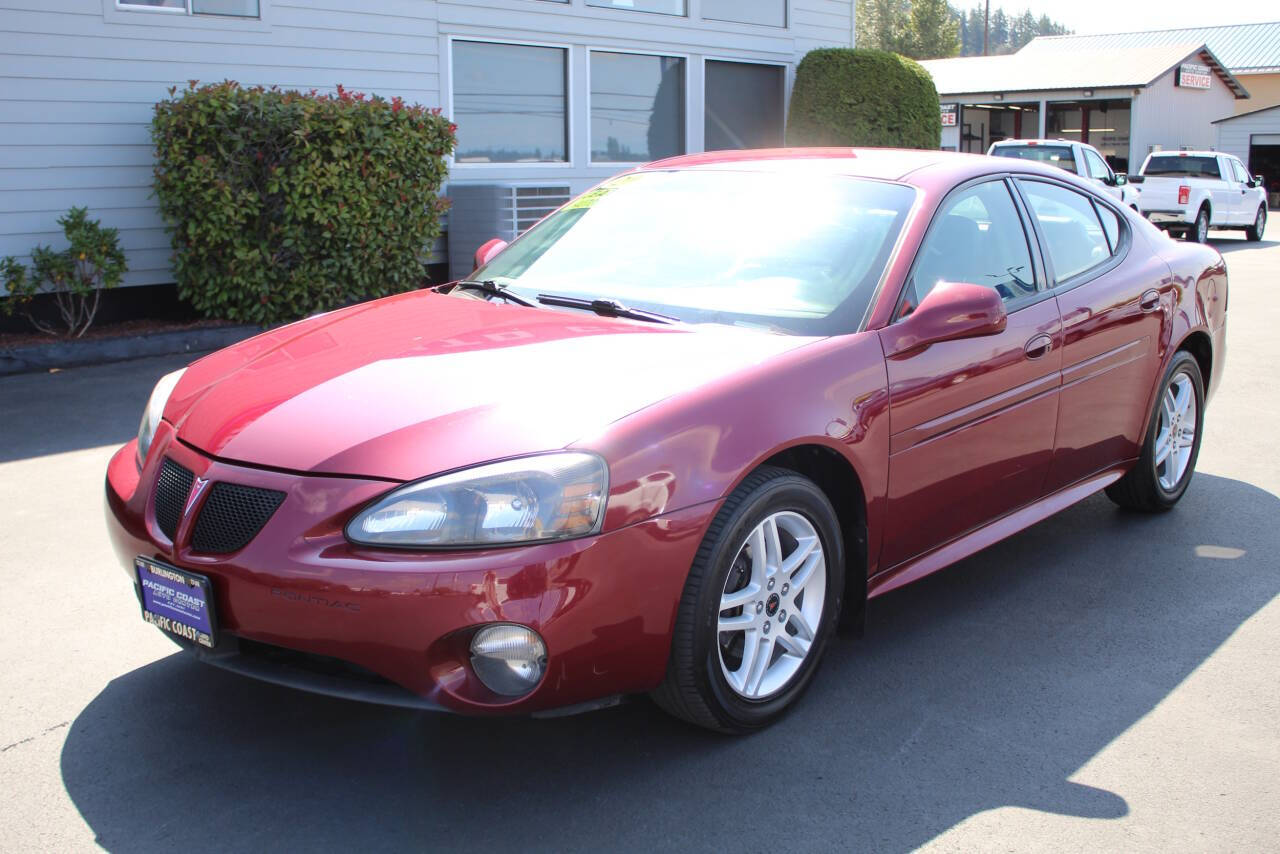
xmin=990 ymin=145 xmax=1078 ymax=174
xmin=472 ymin=170 xmax=917 ymax=335
xmin=1143 ymin=155 xmax=1222 ymax=178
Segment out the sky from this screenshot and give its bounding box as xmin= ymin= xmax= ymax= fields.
xmin=993 ymin=0 xmax=1276 ymax=35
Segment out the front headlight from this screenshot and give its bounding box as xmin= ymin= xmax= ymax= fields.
xmin=346 ymin=452 xmax=608 ymax=548
xmin=136 ymin=368 xmax=186 ymax=468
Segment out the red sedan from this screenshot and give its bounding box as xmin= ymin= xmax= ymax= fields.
xmin=105 ymin=148 xmax=1227 ymax=732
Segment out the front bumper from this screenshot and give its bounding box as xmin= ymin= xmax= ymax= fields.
xmin=105 ymin=425 xmax=717 ymax=715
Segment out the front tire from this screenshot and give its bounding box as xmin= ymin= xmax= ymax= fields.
xmin=1245 ymin=205 xmax=1266 ymax=242
xmin=651 ymin=467 xmax=844 ymax=733
xmin=1106 ymin=351 xmax=1205 ymax=512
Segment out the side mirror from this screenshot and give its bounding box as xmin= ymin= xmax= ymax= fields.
xmin=1112 ymin=173 xmax=1127 ymax=187
xmin=884 ymin=281 xmax=1008 ymax=356
xmin=473 ymin=237 xmax=508 ymax=272
xmin=1250 ymin=175 xmax=1264 ymax=189
xmin=1127 ymin=174 xmax=1146 ymax=185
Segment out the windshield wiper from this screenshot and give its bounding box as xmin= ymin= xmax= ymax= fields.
xmin=437 ymin=280 xmax=537 ymax=307
xmin=536 ymin=293 xmax=675 ymax=324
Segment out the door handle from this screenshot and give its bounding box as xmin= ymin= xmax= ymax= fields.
xmin=1140 ymin=289 xmax=1160 ymax=312
xmin=1024 ymin=333 xmax=1053 ymax=360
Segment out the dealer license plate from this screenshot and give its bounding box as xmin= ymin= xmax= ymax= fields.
xmin=135 ymin=557 xmax=217 ymax=648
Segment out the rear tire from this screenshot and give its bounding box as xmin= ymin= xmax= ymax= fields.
xmin=1106 ymin=351 xmax=1205 ymax=512
xmin=1187 ymin=206 xmax=1211 ymax=243
xmin=1245 ymin=205 xmax=1266 ymax=242
xmin=651 ymin=467 xmax=844 ymax=733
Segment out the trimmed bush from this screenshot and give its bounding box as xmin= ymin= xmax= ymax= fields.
xmin=152 ymin=82 xmax=456 ymax=325
xmin=786 ymin=48 xmax=941 ymax=150
xmin=2 ymin=207 xmax=127 ymax=337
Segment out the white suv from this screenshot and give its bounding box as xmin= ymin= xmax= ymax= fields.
xmin=988 ymin=139 xmax=1140 ymax=208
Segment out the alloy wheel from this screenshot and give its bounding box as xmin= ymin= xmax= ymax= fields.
xmin=717 ymin=511 xmax=827 ymax=700
xmin=1257 ymin=208 xmax=1267 ymax=236
xmin=1197 ymin=212 xmax=1209 ymax=243
xmin=1155 ymin=370 xmax=1198 ymax=491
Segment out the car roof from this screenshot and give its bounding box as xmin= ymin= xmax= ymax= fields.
xmin=1147 ymin=150 xmax=1224 ymax=157
xmin=640 ymin=147 xmax=1074 ymax=187
xmin=991 ymin=139 xmax=1086 ymax=148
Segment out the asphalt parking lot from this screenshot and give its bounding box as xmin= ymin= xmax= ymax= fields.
xmin=2 ymin=220 xmax=1277 ymax=853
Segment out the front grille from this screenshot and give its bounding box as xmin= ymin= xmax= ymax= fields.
xmin=154 ymin=458 xmax=194 ymax=541
xmin=190 ymin=482 xmax=286 ymax=554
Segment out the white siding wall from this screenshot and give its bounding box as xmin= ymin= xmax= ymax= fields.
xmin=1216 ymin=106 xmax=1280 ymax=165
xmin=0 ymin=0 xmax=853 ymax=288
xmin=1 ymin=0 xmax=441 ymax=286
xmin=1129 ymin=64 xmax=1237 ymax=161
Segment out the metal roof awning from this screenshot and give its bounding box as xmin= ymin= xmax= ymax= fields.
xmin=1021 ymin=21 xmax=1280 ymax=75
xmin=920 ymin=43 xmax=1250 ymax=100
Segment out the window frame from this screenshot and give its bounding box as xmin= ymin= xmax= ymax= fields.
xmin=701 ymin=56 xmax=789 ymax=152
xmin=702 ymin=0 xmax=789 ymax=28
xmin=1011 ymin=176 xmax=1131 ymax=295
xmin=112 ymin=0 xmax=260 ymax=17
xmin=892 ymin=174 xmax=1049 ymax=324
xmin=104 ymin=0 xmax=268 ymax=27
xmin=586 ymin=47 xmax=691 ymax=168
xmin=447 ymin=36 xmax=574 ymax=170
xmin=584 ymin=0 xmax=688 ymax=17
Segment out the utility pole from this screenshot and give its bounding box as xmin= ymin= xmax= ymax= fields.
xmin=983 ymin=0 xmax=990 ymax=55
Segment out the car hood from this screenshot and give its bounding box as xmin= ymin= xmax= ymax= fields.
xmin=168 ymin=290 xmax=815 ymax=481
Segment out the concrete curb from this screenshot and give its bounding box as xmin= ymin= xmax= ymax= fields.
xmin=0 ymin=325 xmax=259 ymax=376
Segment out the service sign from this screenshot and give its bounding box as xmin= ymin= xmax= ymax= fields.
xmin=941 ymin=103 xmax=958 ymax=127
xmin=1177 ymin=62 xmax=1211 ymax=90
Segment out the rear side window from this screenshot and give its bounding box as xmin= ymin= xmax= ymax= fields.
xmin=1095 ymin=203 xmax=1121 ymax=253
xmin=1143 ymin=155 xmax=1222 ymax=178
xmin=992 ymin=144 xmax=1078 ymax=175
xmin=904 ymin=179 xmax=1036 ymax=313
xmin=1016 ymin=180 xmax=1113 ymax=282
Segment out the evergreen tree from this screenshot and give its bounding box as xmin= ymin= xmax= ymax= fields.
xmin=990 ymin=8 xmax=1010 ymax=52
xmin=861 ymin=3 xmax=1071 ymax=59
xmin=904 ymin=0 xmax=960 ymax=59
xmin=856 ymin=0 xmax=911 ymax=52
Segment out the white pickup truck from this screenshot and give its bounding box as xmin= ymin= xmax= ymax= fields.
xmin=1131 ymin=150 xmax=1268 ymax=243
xmin=987 ymin=139 xmax=1142 ymax=208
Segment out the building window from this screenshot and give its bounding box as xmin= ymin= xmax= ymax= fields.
xmin=586 ymin=0 xmax=686 ymax=17
xmin=116 ymin=0 xmax=260 ymax=16
xmin=705 ymin=60 xmax=785 ymax=150
xmin=590 ymin=52 xmax=685 ymax=163
xmin=453 ymin=41 xmax=569 ymax=164
xmin=702 ymin=0 xmax=786 ymax=27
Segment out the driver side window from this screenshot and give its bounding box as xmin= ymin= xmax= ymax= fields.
xmin=1084 ymin=149 xmax=1111 ymax=180
xmin=903 ymin=180 xmax=1036 ymax=315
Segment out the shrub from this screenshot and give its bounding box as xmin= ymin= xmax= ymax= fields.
xmin=2 ymin=207 xmax=127 ymax=337
xmin=151 ymin=81 xmax=456 ymax=325
xmin=786 ymin=48 xmax=941 ymax=150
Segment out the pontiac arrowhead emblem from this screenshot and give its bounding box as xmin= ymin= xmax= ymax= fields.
xmin=185 ymin=476 xmax=210 ymax=517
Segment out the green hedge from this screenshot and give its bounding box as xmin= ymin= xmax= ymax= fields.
xmin=152 ymin=82 xmax=456 ymax=325
xmin=786 ymin=48 xmax=941 ymax=150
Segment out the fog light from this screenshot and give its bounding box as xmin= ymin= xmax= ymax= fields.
xmin=470 ymin=624 xmax=547 ymax=697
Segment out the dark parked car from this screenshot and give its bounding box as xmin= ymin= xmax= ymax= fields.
xmin=106 ymin=148 xmax=1227 ymax=732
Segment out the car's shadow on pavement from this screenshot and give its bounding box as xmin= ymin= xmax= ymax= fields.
xmin=61 ymin=474 xmax=1280 ymax=853
xmin=1210 ymin=235 xmax=1277 ymax=253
